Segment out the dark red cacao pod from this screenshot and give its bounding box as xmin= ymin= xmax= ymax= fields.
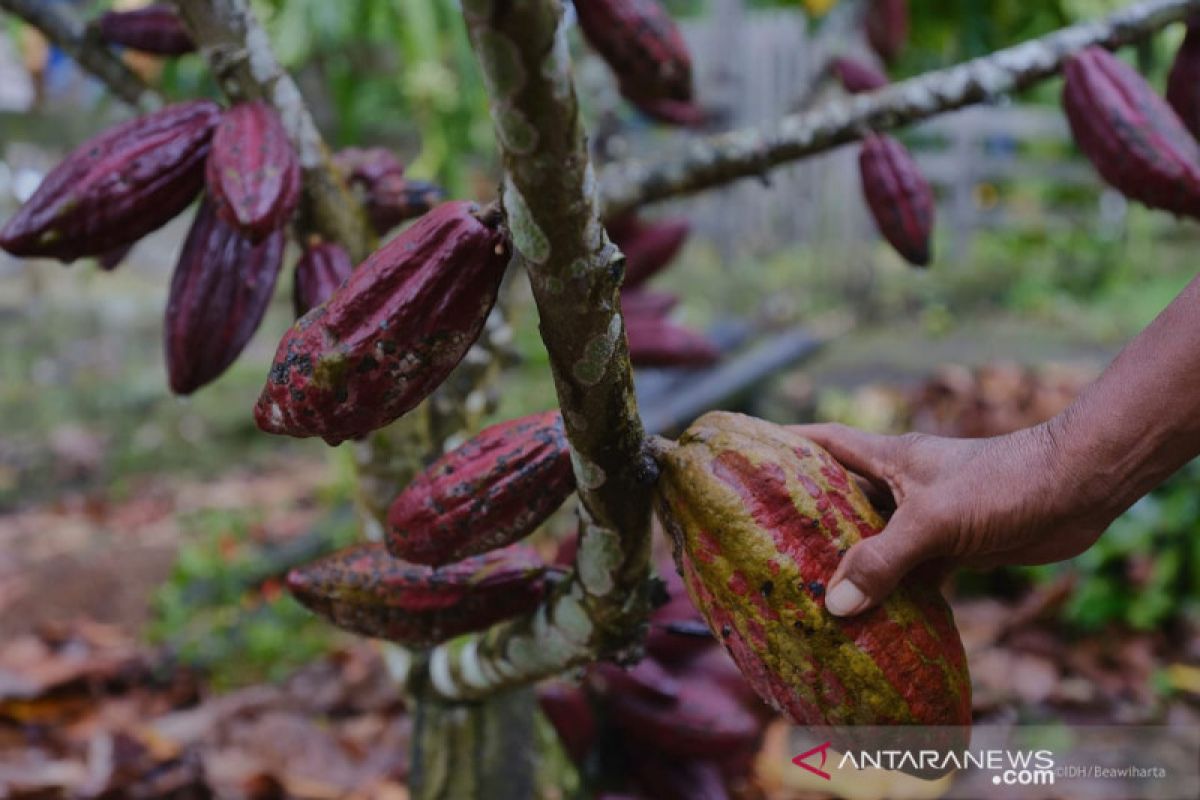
xmin=332 ymin=148 xmax=442 ymax=233
xmin=537 ymin=682 xmax=596 ymax=766
xmin=607 ymin=216 xmax=690 ymax=288
xmin=574 ymin=0 xmax=694 ymax=106
xmin=858 ymin=133 xmax=935 ymax=266
xmin=286 ymin=542 xmax=551 ymax=647
xmin=588 ymin=659 xmax=681 ymax=705
xmin=1063 ymin=46 xmax=1200 ymax=220
xmin=97 ymin=244 xmax=133 ymax=272
xmin=254 ymin=201 xmax=510 ymax=445
xmin=620 ymin=288 xmax=679 ymax=319
xmin=96 ymin=5 xmax=195 ymax=56
xmin=293 ymin=241 xmax=353 ymax=318
xmin=333 ymin=147 xmax=405 ymax=186
xmin=626 ymin=316 xmax=720 ymax=368
xmin=0 ymin=101 xmax=219 ymax=262
xmin=830 ymin=56 xmax=888 ymax=94
xmin=165 ymin=197 xmax=285 ymax=395
xmin=865 ymin=0 xmax=908 ymax=64
xmin=628 ymin=95 xmax=709 ymax=128
xmin=206 ymin=101 xmax=302 ymax=241
xmin=385 ymin=411 xmax=575 ymax=566
xmin=1167 ymin=18 xmax=1200 ymax=141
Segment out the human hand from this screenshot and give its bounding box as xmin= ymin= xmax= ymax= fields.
xmin=789 ymin=421 xmax=1118 ymax=617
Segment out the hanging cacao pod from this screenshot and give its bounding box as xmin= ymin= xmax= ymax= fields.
xmin=1063 ymin=46 xmax=1200 ymax=219
xmin=0 ymin=101 xmax=219 ymax=262
xmin=574 ymin=0 xmax=695 ymax=113
xmin=537 ymin=682 xmax=596 ymax=766
xmin=654 ymin=412 xmax=971 ymax=734
xmin=206 ymin=100 xmax=302 ymax=241
xmin=333 ymin=147 xmax=442 ymax=233
xmin=165 ymin=197 xmax=285 ymax=395
xmin=1167 ymin=17 xmax=1200 ymax=141
xmin=865 ymin=0 xmax=908 ymax=64
xmin=333 ymin=147 xmax=406 ymax=186
xmin=292 ymin=240 xmax=353 ymax=318
xmin=858 ymin=133 xmax=935 ymax=266
xmin=628 ymin=95 xmax=709 ymax=128
xmin=830 ymin=56 xmax=888 ymax=94
xmin=607 ymin=215 xmax=690 ymax=288
xmin=254 ymin=201 xmax=510 ymax=445
xmin=626 ymin=315 xmax=720 ymax=368
xmin=96 ymin=5 xmax=195 ymax=56
xmin=620 ymin=288 xmax=680 ymax=320
xmin=385 ymin=411 xmax=575 ymax=566
xmin=286 ymin=542 xmax=552 ymax=647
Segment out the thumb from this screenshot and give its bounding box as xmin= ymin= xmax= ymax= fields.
xmin=823 ymin=508 xmax=939 ymax=617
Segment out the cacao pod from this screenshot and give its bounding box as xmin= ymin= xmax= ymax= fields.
xmin=1167 ymin=18 xmax=1200 ymax=141
xmin=537 ymin=682 xmax=596 ymax=766
xmin=588 ymin=659 xmax=681 ymax=705
xmin=96 ymin=5 xmax=195 ymax=56
xmin=1063 ymin=46 xmax=1200 ymax=220
xmin=97 ymin=244 xmax=133 ymax=272
xmin=626 ymin=755 xmax=729 ymax=800
xmin=607 ymin=215 xmax=690 ymax=288
xmin=333 ymin=147 xmax=406 ymax=187
xmin=206 ymin=100 xmax=302 ymax=241
xmin=654 ymin=412 xmax=971 ymax=732
xmin=830 ymin=56 xmax=888 ymax=94
xmin=293 ymin=240 xmax=353 ymax=318
xmin=628 ymin=95 xmax=709 ymax=128
xmin=333 ymin=147 xmax=442 ymax=233
xmin=626 ymin=315 xmax=720 ymax=368
xmin=858 ymin=133 xmax=935 ymax=267
xmin=385 ymin=411 xmax=575 ymax=566
xmin=0 ymin=101 xmax=219 ymax=262
xmin=165 ymin=197 xmax=286 ymax=395
xmin=865 ymin=0 xmax=908 ymax=64
xmin=620 ymin=288 xmax=679 ymax=320
xmin=286 ymin=542 xmax=552 ymax=647
xmin=254 ymin=201 xmax=509 ymax=445
xmin=645 ymin=555 xmax=713 ymax=666
xmin=574 ymin=0 xmax=694 ymax=109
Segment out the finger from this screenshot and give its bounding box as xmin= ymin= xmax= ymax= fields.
xmin=824 ymin=508 xmax=945 ymax=617
xmin=788 ymin=423 xmax=902 ymax=487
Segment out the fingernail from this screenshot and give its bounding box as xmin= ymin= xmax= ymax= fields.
xmin=825 ymin=581 xmax=868 ymax=617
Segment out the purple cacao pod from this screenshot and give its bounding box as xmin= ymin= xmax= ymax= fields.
xmin=607 ymin=215 xmax=690 ymax=288
xmin=96 ymin=5 xmax=195 ymax=56
xmin=626 ymin=316 xmax=720 ymax=368
xmin=620 ymin=288 xmax=680 ymax=319
xmin=0 ymin=101 xmax=219 ymax=262
xmin=292 ymin=241 xmax=353 ymax=318
xmin=858 ymin=133 xmax=935 ymax=266
xmin=206 ymin=100 xmax=302 ymax=241
xmin=865 ymin=0 xmax=908 ymax=64
xmin=164 ymin=197 xmax=285 ymax=395
xmin=830 ymin=56 xmax=888 ymax=94
xmin=1167 ymin=17 xmax=1200 ymax=141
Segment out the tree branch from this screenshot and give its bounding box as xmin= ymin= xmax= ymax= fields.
xmin=0 ymin=0 xmax=156 ymax=110
xmin=599 ymin=0 xmax=1200 ymax=216
xmin=170 ymin=0 xmax=373 ymax=261
xmin=414 ymin=0 xmax=657 ymax=701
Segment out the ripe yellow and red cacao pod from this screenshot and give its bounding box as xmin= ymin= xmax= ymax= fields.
xmin=858 ymin=133 xmax=935 ymax=267
xmin=607 ymin=215 xmax=690 ymax=288
xmin=1063 ymin=46 xmax=1200 ymax=220
xmin=626 ymin=315 xmax=720 ymax=368
xmin=96 ymin=5 xmax=195 ymax=56
xmin=385 ymin=411 xmax=575 ymax=566
xmin=654 ymin=412 xmax=971 ymax=732
xmin=165 ymin=197 xmax=285 ymax=395
xmin=865 ymin=0 xmax=908 ymax=64
xmin=286 ymin=542 xmax=552 ymax=647
xmin=620 ymin=288 xmax=679 ymax=320
xmin=574 ymin=0 xmax=694 ymax=109
xmin=254 ymin=201 xmax=509 ymax=445
xmin=0 ymin=101 xmax=219 ymax=262
xmin=206 ymin=101 xmax=302 ymax=241
xmin=536 ymin=682 xmax=596 ymax=767
xmin=830 ymin=56 xmax=888 ymax=94
xmin=292 ymin=241 xmax=352 ymax=318
xmin=1167 ymin=18 xmax=1200 ymax=141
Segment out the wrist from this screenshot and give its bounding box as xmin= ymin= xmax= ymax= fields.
xmin=1040 ymin=401 xmax=1138 ymax=527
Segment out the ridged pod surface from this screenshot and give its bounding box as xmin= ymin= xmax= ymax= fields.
xmin=865 ymin=0 xmax=908 ymax=64
xmin=1167 ymin=18 xmax=1200 ymax=141
xmin=385 ymin=411 xmax=575 ymax=566
xmin=575 ymin=0 xmax=694 ymax=108
xmin=626 ymin=316 xmax=720 ymax=368
xmin=286 ymin=542 xmax=551 ymax=647
xmin=96 ymin=5 xmax=195 ymax=56
xmin=654 ymin=411 xmax=971 ymax=732
xmin=292 ymin=241 xmax=353 ymax=318
xmin=165 ymin=198 xmax=285 ymax=395
xmin=1063 ymin=46 xmax=1200 ymax=219
xmin=858 ymin=133 xmax=935 ymax=267
xmin=0 ymin=101 xmax=219 ymax=261
xmin=607 ymin=216 xmax=690 ymax=288
xmin=831 ymin=56 xmax=888 ymax=94
xmin=253 ymin=201 xmax=509 ymax=445
xmin=206 ymin=101 xmax=302 ymax=241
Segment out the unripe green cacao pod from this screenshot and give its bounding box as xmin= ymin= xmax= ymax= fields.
xmin=654 ymin=411 xmax=971 ymax=731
